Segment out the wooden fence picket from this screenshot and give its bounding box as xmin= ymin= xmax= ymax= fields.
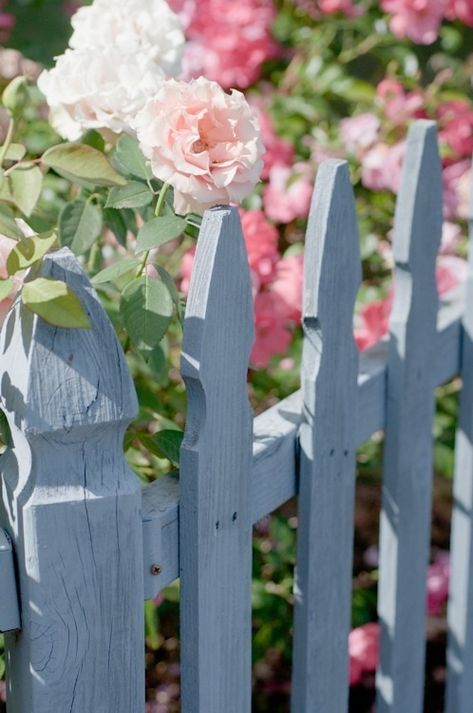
xmin=376 ymin=121 xmax=443 ymax=713
xmin=179 ymin=207 xmax=254 ymax=713
xmin=0 ymin=249 xmax=144 ymax=713
xmin=291 ymin=160 xmax=361 ymax=713
xmin=445 ymin=166 xmax=473 ymax=713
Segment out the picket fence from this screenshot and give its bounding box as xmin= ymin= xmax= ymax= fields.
xmin=0 ymin=118 xmax=472 ymax=713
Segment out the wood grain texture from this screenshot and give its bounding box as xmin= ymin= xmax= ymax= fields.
xmin=179 ymin=207 xmax=254 ymax=713
xmin=446 ymin=169 xmax=473 ymax=713
xmin=291 ymin=160 xmax=361 ymax=713
xmin=141 ymin=287 xmax=464 ymax=597
xmin=0 ymin=248 xmax=144 ymax=713
xmin=376 ymin=121 xmax=443 ymax=713
xmin=0 ymin=529 xmax=20 ymax=632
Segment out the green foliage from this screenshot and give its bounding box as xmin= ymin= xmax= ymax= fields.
xmin=42 ymin=143 xmax=127 ymax=187
xmin=7 ymin=231 xmax=57 ymax=273
xmin=136 ymin=216 xmax=186 ymax=253
xmin=59 ymin=200 xmax=103 ymax=255
xmin=22 ymin=277 xmax=91 ymax=328
xmin=120 ymin=275 xmax=174 ymax=349
xmin=106 ymin=181 xmax=154 ymax=209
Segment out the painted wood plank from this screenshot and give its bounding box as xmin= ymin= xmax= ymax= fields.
xmin=179 ymin=207 xmax=254 ymax=713
xmin=0 ymin=248 xmax=144 ymax=713
xmin=376 ymin=121 xmax=443 ymax=713
xmin=291 ymin=160 xmax=361 ymax=712
xmin=445 ymin=167 xmax=473 ymax=713
xmin=141 ymin=286 xmax=464 ymax=598
xmin=0 ymin=529 xmax=20 ymax=632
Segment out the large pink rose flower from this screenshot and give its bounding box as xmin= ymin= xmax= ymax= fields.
xmin=381 ymin=0 xmax=445 ymax=44
xmin=135 ymin=77 xmax=264 ymax=214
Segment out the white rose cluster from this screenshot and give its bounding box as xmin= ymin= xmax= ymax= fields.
xmin=38 ymin=0 xmax=185 ymax=140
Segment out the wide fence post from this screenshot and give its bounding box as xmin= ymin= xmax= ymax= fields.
xmin=376 ymin=121 xmax=442 ymax=713
xmin=446 ymin=160 xmax=473 ymax=713
xmin=291 ymin=160 xmax=361 ymax=712
xmin=179 ymin=207 xmax=254 ymax=713
xmin=0 ymin=248 xmax=144 ymax=713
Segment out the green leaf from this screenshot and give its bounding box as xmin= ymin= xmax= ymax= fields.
xmin=113 ymin=134 xmax=153 ymax=181
xmin=106 ymin=181 xmax=153 ymax=210
xmin=91 ymin=258 xmax=142 ymax=285
xmin=0 ymin=278 xmax=13 ymax=301
xmin=22 ymin=277 xmax=91 ymax=328
xmin=103 ymin=207 xmax=127 ymax=247
xmin=42 ymin=143 xmax=126 ymax=187
xmin=0 ymin=210 xmax=22 ymax=240
xmin=7 ymin=232 xmax=57 ymax=274
xmin=4 ymin=143 xmax=26 ymax=162
xmin=59 ymin=200 xmax=102 ymax=255
xmin=2 ymin=76 xmax=28 ymax=117
xmin=8 ymin=165 xmax=43 ymax=216
xmin=135 ymin=215 xmax=186 ymax=254
xmin=155 ymin=265 xmax=183 ymax=322
xmin=140 ymin=430 xmax=184 ymax=467
xmin=120 ymin=275 xmax=173 ymax=349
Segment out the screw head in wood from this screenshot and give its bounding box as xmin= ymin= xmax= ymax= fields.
xmin=150 ymin=564 xmax=162 ymax=576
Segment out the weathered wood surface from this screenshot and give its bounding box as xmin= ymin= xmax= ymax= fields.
xmin=291 ymin=160 xmax=361 ymax=712
xmin=0 ymin=529 xmax=20 ymax=632
xmin=0 ymin=249 xmax=144 ymax=713
xmin=141 ymin=285 xmax=464 ymax=598
xmin=179 ymin=208 xmax=254 ymax=713
xmin=376 ymin=121 xmax=443 ymax=713
xmin=446 ymin=167 xmax=473 ymax=713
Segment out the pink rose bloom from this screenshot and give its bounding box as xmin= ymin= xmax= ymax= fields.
xmin=443 ymin=160 xmax=471 ymax=219
xmin=437 ymin=255 xmax=469 ymax=294
xmin=241 ymin=209 xmax=280 ymax=285
xmin=376 ymin=78 xmax=425 ymax=124
xmin=178 ymin=0 xmax=280 ymax=89
xmin=438 ymin=100 xmax=473 ymax=159
xmin=445 ymin=0 xmax=473 ymax=25
xmin=135 ymin=77 xmax=264 ymax=214
xmin=381 ymin=0 xmax=445 ymax=44
xmin=440 ymin=221 xmax=462 ymax=254
xmin=349 ymin=623 xmax=380 ymax=685
xmin=456 ymin=166 xmax=472 ymax=220
xmin=427 ymin=551 xmax=450 ymax=615
xmin=270 ymin=253 xmax=303 ymax=323
xmin=340 ymin=113 xmax=380 ymax=155
xmin=263 ymin=163 xmax=313 ymax=224
xmin=318 ymin=0 xmax=362 ymax=15
xmin=361 ymin=142 xmax=405 ymax=193
xmin=253 ymin=105 xmax=294 ymax=180
xmin=252 ymin=291 xmax=293 ymax=367
xmin=355 ymin=295 xmax=393 ymax=351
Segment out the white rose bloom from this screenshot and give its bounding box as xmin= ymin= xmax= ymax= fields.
xmin=38 ymin=48 xmax=166 ymax=140
xmin=69 ymin=0 xmax=185 ymax=78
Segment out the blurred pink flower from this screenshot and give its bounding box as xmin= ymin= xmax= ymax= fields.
xmin=426 ymin=551 xmax=450 ymax=615
xmin=440 ymin=221 xmax=462 ymax=254
xmin=443 ymin=160 xmax=471 ymax=219
xmin=176 ymin=0 xmax=280 ymax=89
xmin=457 ymin=166 xmax=472 ymax=220
xmin=253 ymin=105 xmax=295 ymax=180
xmin=381 ymin=0 xmax=445 ymax=44
xmin=376 ymin=78 xmax=425 ymax=124
xmin=445 ymin=0 xmax=473 ymax=25
xmin=263 ymin=163 xmax=313 ymax=224
xmin=0 ymin=235 xmax=22 ymax=328
xmin=349 ymin=623 xmax=380 ymax=685
xmin=252 ymin=291 xmax=293 ymax=367
xmin=340 ymin=113 xmax=380 ymax=155
xmin=438 ymin=100 xmax=473 ymax=159
xmin=361 ymin=141 xmax=405 ymax=193
xmin=437 ymin=255 xmax=469 ymax=293
xmin=0 ymin=0 xmax=15 ymax=43
xmin=318 ymin=0 xmax=362 ymax=15
xmin=270 ymin=253 xmax=303 ymax=323
xmin=241 ymin=209 xmax=280 ymax=285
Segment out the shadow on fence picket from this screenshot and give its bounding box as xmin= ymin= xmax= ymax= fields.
xmin=0 ymin=119 xmax=472 ymax=713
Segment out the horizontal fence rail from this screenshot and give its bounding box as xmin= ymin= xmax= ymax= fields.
xmin=0 ymin=118 xmax=472 ymax=713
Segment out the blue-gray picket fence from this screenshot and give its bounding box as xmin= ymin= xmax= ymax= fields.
xmin=0 ymin=118 xmax=472 ymax=713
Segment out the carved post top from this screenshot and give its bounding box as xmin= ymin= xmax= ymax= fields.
xmin=0 ymin=248 xmax=138 ymax=437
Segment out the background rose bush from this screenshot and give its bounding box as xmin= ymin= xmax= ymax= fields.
xmin=0 ymin=0 xmax=471 ymax=710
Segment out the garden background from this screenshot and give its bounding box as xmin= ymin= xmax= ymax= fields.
xmin=0 ymin=0 xmax=472 ymax=711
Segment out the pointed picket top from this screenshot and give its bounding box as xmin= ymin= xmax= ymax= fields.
xmin=0 ymin=247 xmax=138 ymax=436
xmin=390 ymin=120 xmax=442 ymax=324
xmin=303 ymin=159 xmax=361 ymax=340
xmin=181 ymin=206 xmax=254 ymax=388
